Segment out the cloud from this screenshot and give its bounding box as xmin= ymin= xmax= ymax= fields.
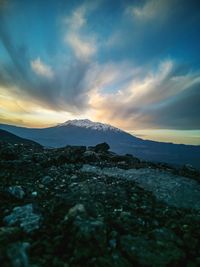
xmin=127 ymin=0 xmax=175 ymax=21
xmin=66 ymin=33 xmax=96 ymax=60
xmin=31 ymin=58 xmax=54 ymax=79
xmin=64 ymin=6 xmax=86 ymax=30
xmin=0 ymin=0 xmax=199 ymax=133
xmin=0 ymin=6 xmax=95 ymax=113
xmin=148 ymin=84 xmax=200 ymax=129
xmin=89 ymin=59 xmax=200 ymax=130
xmin=63 ymin=3 xmax=98 ymax=60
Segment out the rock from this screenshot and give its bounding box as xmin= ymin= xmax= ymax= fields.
xmin=110 ymin=155 xmax=128 ymax=163
xmin=31 ymin=191 xmax=38 ymax=197
xmin=71 ymin=217 xmax=107 ymax=261
xmin=80 ymin=164 xmax=200 ymax=210
xmin=83 ymin=150 xmax=99 ymax=162
xmin=6 ymin=186 xmax=25 ymax=199
xmin=94 ymin=142 xmax=110 ymax=153
xmin=4 ymin=204 xmax=41 ymax=233
xmin=32 ymin=152 xmax=47 ymax=163
xmin=120 ymin=234 xmax=185 ymax=266
xmin=65 ymin=204 xmax=86 ymax=220
xmin=0 ymin=227 xmax=21 ymax=243
xmin=7 ymin=242 xmax=30 ymax=267
xmin=151 ymin=227 xmax=182 ymax=245
xmin=0 ymin=145 xmax=18 ymax=160
xmin=110 ymin=252 xmax=132 ymax=267
xmin=109 ymin=239 xmax=117 ymax=249
xmin=1 ymin=141 xmax=200 ymax=266
xmin=74 ymin=217 xmax=106 ymax=244
xmin=41 ymin=175 xmax=53 ymax=185
xmin=71 ymin=175 xmax=78 ymax=180
xmin=57 ymin=146 xmax=86 ymax=163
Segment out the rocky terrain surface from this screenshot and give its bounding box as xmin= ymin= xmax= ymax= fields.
xmin=1 ymin=140 xmax=200 ymax=267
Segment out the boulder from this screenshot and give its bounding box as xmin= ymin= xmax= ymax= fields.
xmin=83 ymin=150 xmax=99 ymax=162
xmin=6 ymin=186 xmax=25 ymax=200
xmin=94 ymin=142 xmax=110 ymax=153
xmin=7 ymin=242 xmax=30 ymax=267
xmin=4 ymin=204 xmax=41 ymax=233
xmin=65 ymin=203 xmax=86 ymax=220
xmin=41 ymin=175 xmax=53 ymax=185
xmin=120 ymin=234 xmax=185 ymax=266
xmin=57 ymin=146 xmax=86 ymax=163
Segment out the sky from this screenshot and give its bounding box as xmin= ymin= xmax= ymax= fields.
xmin=0 ymin=0 xmax=200 ymax=145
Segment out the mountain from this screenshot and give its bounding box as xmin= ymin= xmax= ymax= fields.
xmin=0 ymin=119 xmax=200 ymax=168
xmin=0 ymin=129 xmax=42 ymax=148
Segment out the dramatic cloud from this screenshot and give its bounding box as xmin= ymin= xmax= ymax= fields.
xmin=0 ymin=3 xmax=97 ymax=112
xmin=90 ymin=60 xmax=200 ymax=130
xmin=0 ymin=0 xmax=200 ymax=139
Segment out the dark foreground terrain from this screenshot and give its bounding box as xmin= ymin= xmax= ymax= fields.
xmin=1 ymin=141 xmax=200 ymax=267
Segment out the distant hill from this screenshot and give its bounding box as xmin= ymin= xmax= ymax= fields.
xmin=0 ymin=129 xmax=42 ymax=148
xmin=0 ymin=119 xmax=200 ymax=168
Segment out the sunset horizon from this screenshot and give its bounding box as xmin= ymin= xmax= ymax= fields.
xmin=1 ymin=118 xmax=200 ymax=146
xmin=0 ymin=0 xmax=200 ymax=145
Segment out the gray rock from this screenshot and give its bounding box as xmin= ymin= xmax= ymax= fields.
xmin=0 ymin=227 xmax=21 ymax=242
xmin=4 ymin=204 xmax=41 ymax=233
xmin=41 ymin=175 xmax=53 ymax=185
xmin=94 ymin=142 xmax=110 ymax=153
xmin=7 ymin=242 xmax=30 ymax=267
xmin=120 ymin=234 xmax=185 ymax=266
xmin=83 ymin=151 xmax=99 ymax=161
xmin=65 ymin=204 xmax=86 ymax=220
xmin=74 ymin=217 xmax=106 ymax=245
xmin=31 ymin=191 xmax=38 ymax=197
xmin=71 ymin=174 xmax=78 ymax=180
xmin=81 ymin=164 xmax=200 ymax=210
xmin=151 ymin=227 xmax=182 ymax=245
xmin=7 ymin=186 xmax=25 ymax=199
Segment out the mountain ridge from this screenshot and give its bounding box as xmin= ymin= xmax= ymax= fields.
xmin=0 ymin=119 xmax=200 ymax=168
xmin=56 ymin=119 xmax=123 ymax=133
xmin=0 ymin=129 xmax=42 ymax=148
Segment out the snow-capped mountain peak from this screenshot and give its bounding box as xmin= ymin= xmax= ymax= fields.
xmin=56 ymin=119 xmax=122 ymax=132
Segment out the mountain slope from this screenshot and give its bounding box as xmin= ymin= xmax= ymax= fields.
xmin=0 ymin=120 xmax=200 ymax=168
xmin=0 ymin=129 xmax=42 ymax=148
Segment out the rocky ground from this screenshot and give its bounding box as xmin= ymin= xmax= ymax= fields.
xmin=0 ymin=141 xmax=200 ymax=267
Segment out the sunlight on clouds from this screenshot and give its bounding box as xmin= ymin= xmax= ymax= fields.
xmin=31 ymin=57 xmax=54 ymax=79
xmin=63 ymin=3 xmax=97 ymax=60
xmin=123 ymin=59 xmax=173 ymax=103
xmin=84 ymin=61 xmax=138 ymax=92
xmin=0 ymin=97 xmax=27 ymax=113
xmin=1 ymin=57 xmax=199 ymax=134
xmin=132 ymin=129 xmax=200 ymax=145
xmin=66 ymin=33 xmax=96 ymax=60
xmin=88 ymin=59 xmax=200 ymax=131
xmin=0 ymin=85 xmax=92 ymax=128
